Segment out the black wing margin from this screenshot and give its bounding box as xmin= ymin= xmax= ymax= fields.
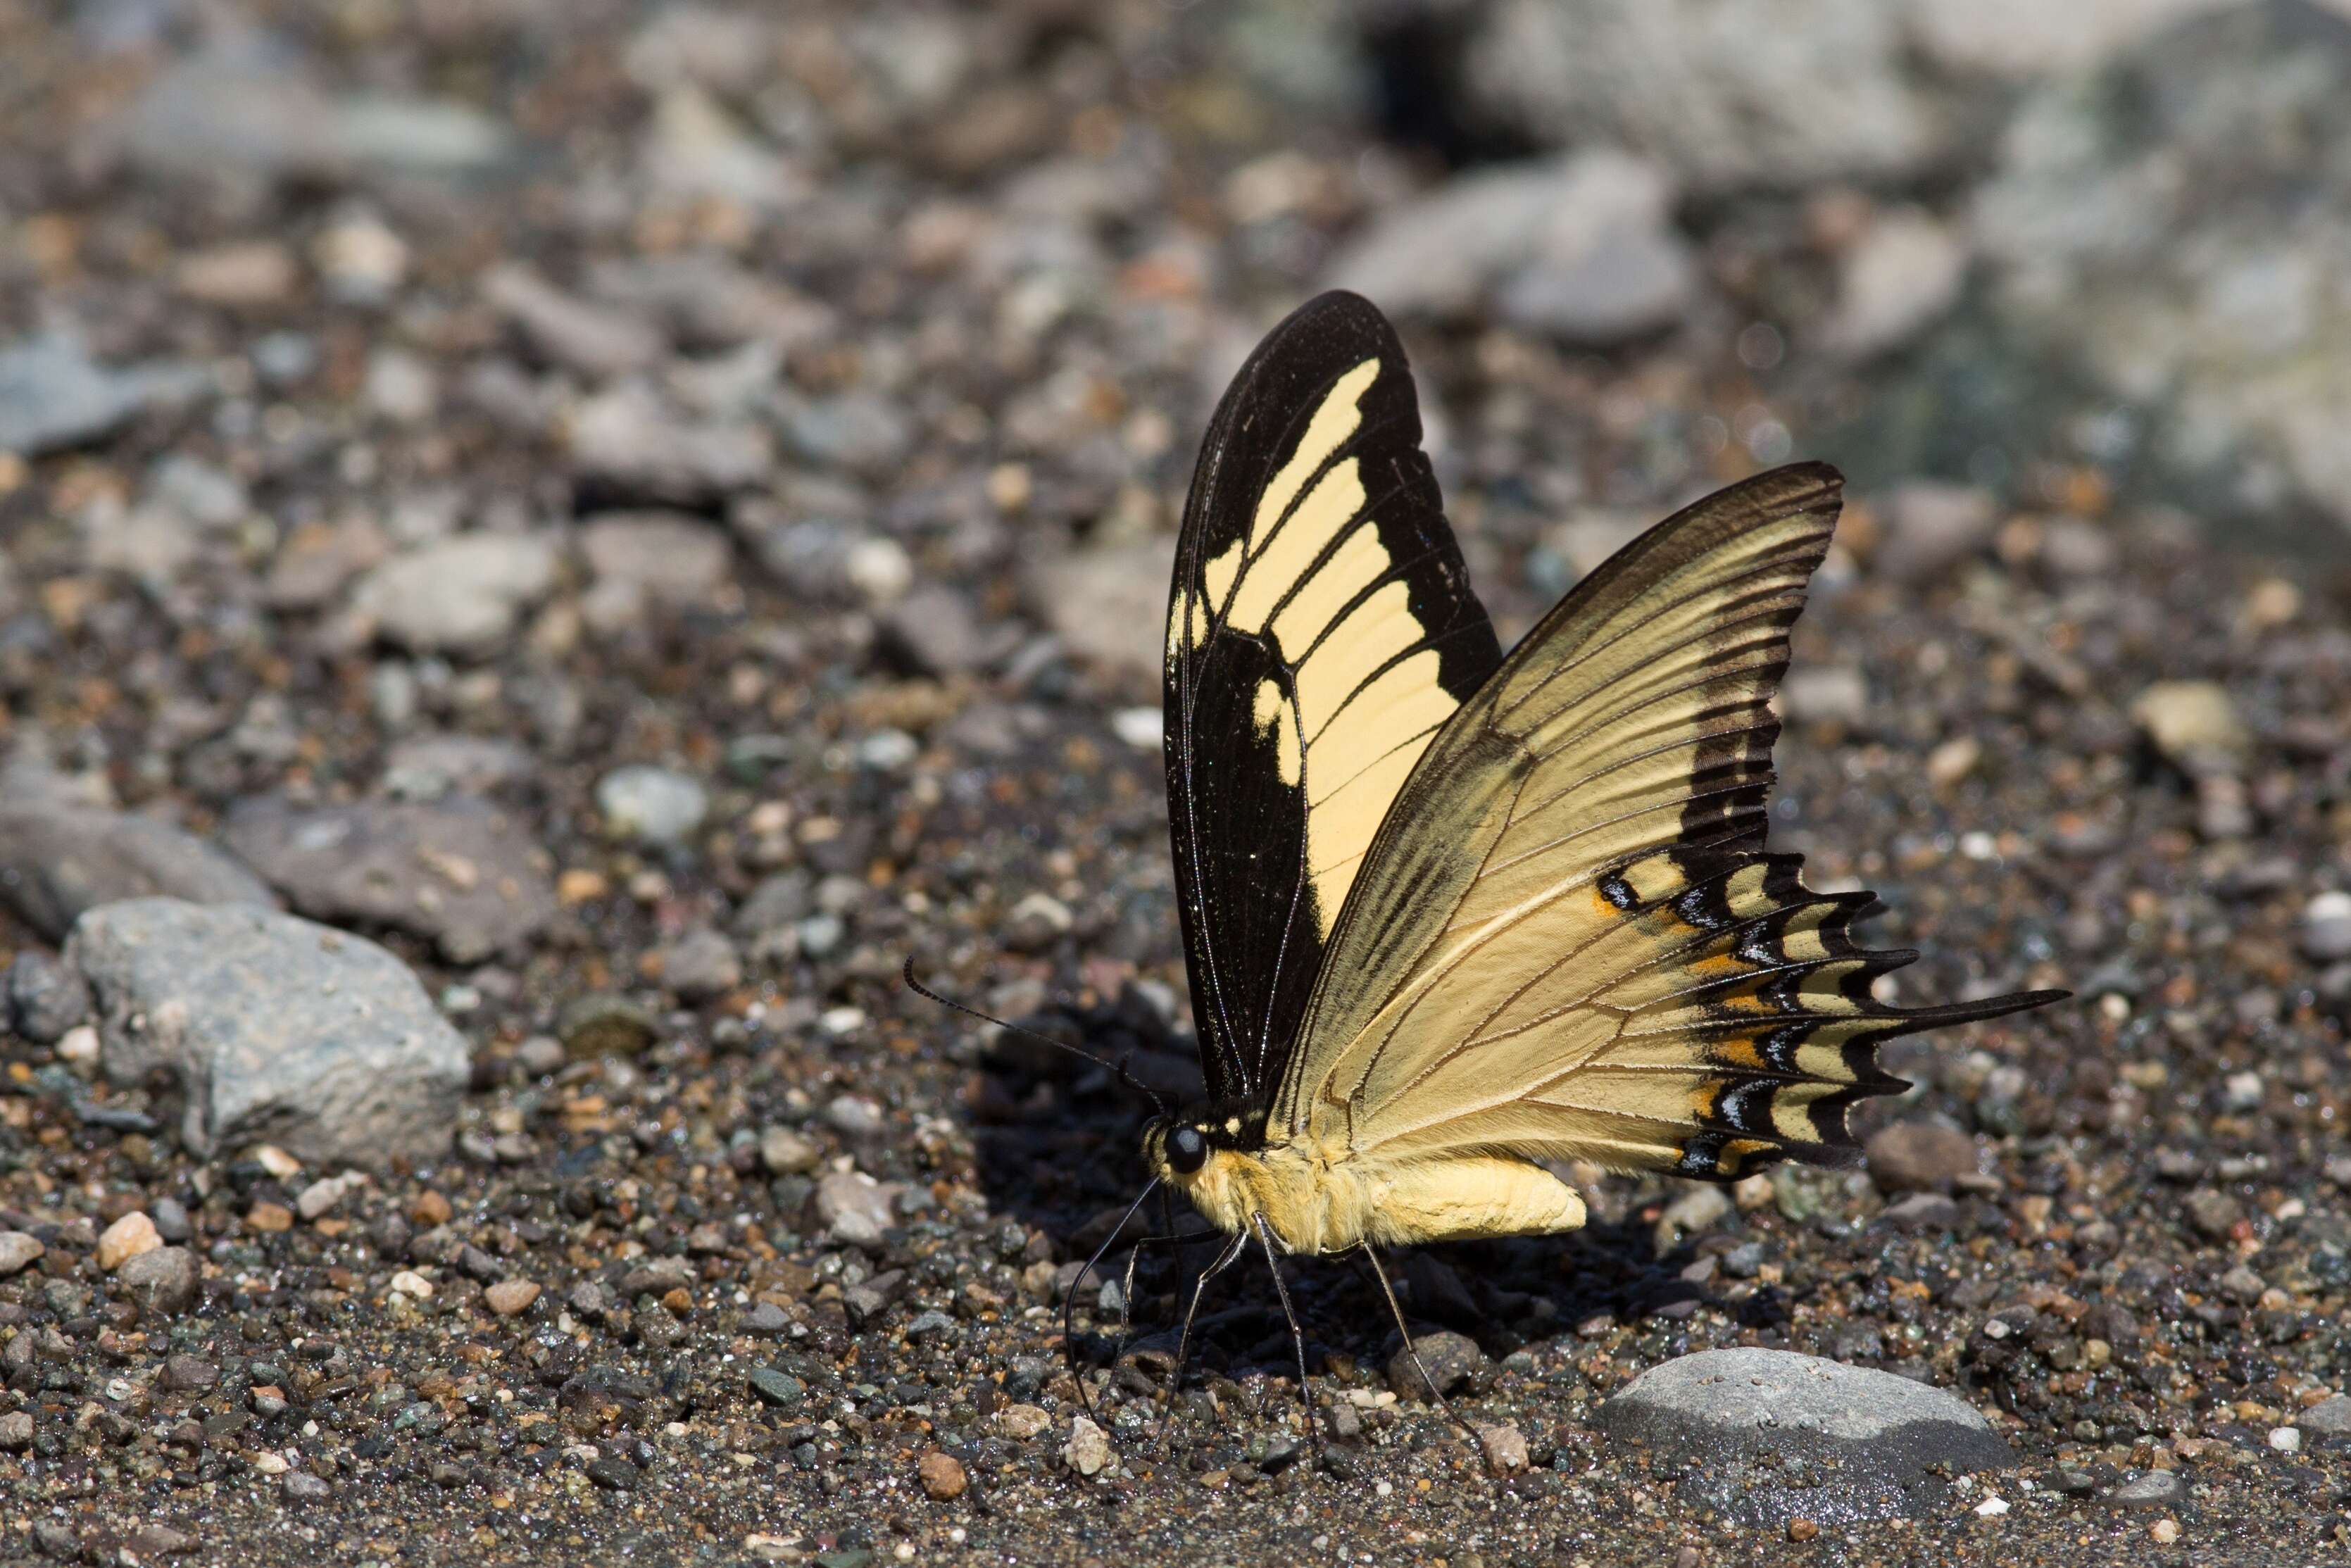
xmin=1165 ymin=291 xmax=1502 ymax=1108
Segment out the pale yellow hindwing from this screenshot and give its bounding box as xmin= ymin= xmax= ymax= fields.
xmin=1268 ymin=464 xmax=2058 ymax=1193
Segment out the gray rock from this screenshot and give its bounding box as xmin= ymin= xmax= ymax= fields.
xmin=223 ymin=796 xmax=556 ymax=963
xmin=482 ymin=264 xmax=666 ymax=380
xmin=2299 ymin=1394 xmax=2351 ymax=1434
xmin=758 ymin=1127 xmax=820 ymax=1175
xmin=557 ymin=993 xmax=661 ymax=1059
xmin=783 ymin=391 xmax=914 ymax=477
xmin=641 ymin=82 xmax=804 ymax=211
xmin=569 ymin=382 xmax=773 ymax=505
xmin=1874 ymin=481 xmax=2000 ymax=583
xmin=1327 ymin=151 xmax=1694 ymax=343
xmin=579 ymin=513 xmax=734 ymax=608
xmin=0 ymin=332 xmax=208 ymax=458
xmin=68 ymin=898 xmax=470 ymax=1165
xmin=1462 ymin=0 xmax=1952 ymax=192
xmin=596 ymin=765 xmax=708 ymax=846
xmin=113 ymin=40 xmax=508 ymax=186
xmin=812 ymin=1169 xmax=901 ymax=1247
xmin=7 ymin=950 xmax=92 ymax=1043
xmin=1819 ymin=207 xmax=1971 ymax=360
xmin=115 ymin=1246 xmax=199 ymax=1315
xmin=348 ymin=533 xmax=561 ymax=657
xmin=2300 ymin=892 xmax=2351 ymax=964
xmin=1779 ymin=665 xmax=1869 ymax=728
xmin=876 ymin=585 xmax=991 ymax=677
xmin=1027 ymin=536 xmax=1174 ymax=686
xmin=1594 ymin=1348 xmax=2016 ymax=1524
xmin=1972 ymin=4 xmax=2351 ymax=532
xmin=658 ymin=927 xmax=741 ymax=1002
xmin=0 ymin=1231 xmax=43 ymax=1277
xmin=0 ymin=805 xmax=275 ymax=941
xmin=1864 ymin=1120 xmax=1979 ymax=1193
xmin=1387 ymin=1329 xmax=1484 ymax=1400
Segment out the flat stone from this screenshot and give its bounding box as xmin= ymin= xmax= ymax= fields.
xmin=1594 ymin=1348 xmax=2017 ymax=1524
xmin=2107 ymin=1468 xmax=2184 ymax=1507
xmin=747 ymin=1367 xmax=804 ymax=1407
xmin=68 ymin=898 xmax=470 ymax=1165
xmin=0 ymin=804 xmax=275 ymax=941
xmin=224 ymin=795 xmax=557 ymax=963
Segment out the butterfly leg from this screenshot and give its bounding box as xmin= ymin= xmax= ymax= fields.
xmin=1358 ymin=1241 xmax=1497 ymax=1476
xmin=1251 ymin=1212 xmax=1324 ymax=1461
xmin=1155 ymin=1226 xmax=1248 ymax=1445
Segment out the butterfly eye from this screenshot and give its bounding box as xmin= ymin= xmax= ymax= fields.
xmin=1167 ymin=1125 xmax=1208 ymax=1174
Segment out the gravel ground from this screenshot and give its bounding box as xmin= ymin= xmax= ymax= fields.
xmin=0 ymin=4 xmax=2346 ymax=1565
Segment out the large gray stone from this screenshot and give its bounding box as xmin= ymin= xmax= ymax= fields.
xmin=1327 ymin=151 xmax=1695 ymax=344
xmin=1462 ymin=0 xmax=1952 ymax=192
xmin=346 ymin=533 xmax=561 ymax=657
xmin=68 ymin=898 xmax=470 ymax=1165
xmin=0 ymin=334 xmax=208 ymax=457
xmin=223 ymin=796 xmax=556 ymax=963
xmin=0 ymin=805 xmax=275 ymax=941
xmin=1971 ymin=2 xmax=2351 ymax=532
xmin=1594 ymin=1348 xmax=2017 ymax=1524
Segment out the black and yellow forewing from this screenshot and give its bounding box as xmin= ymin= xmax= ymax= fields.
xmin=1164 ymin=292 xmax=1500 ymax=1108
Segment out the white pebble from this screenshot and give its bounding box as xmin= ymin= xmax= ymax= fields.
xmin=2270 ymin=1426 xmax=2302 ymax=1453
xmin=1110 ymin=707 xmax=1162 ymax=751
xmin=1974 ymin=1495 xmax=2009 ymax=1517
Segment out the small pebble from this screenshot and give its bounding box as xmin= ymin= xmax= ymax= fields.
xmin=917 ymin=1450 xmax=968 ymax=1500
xmin=1063 ymin=1415 xmax=1113 ymax=1476
xmin=484 ymin=1279 xmax=541 ymax=1317
xmin=95 ymin=1212 xmax=161 ymax=1271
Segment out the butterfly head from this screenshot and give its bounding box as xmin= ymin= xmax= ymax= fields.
xmin=1141 ymin=1103 xmax=1261 ymax=1186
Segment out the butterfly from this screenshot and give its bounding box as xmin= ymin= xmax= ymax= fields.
xmin=1120 ymin=289 xmax=2062 ymax=1448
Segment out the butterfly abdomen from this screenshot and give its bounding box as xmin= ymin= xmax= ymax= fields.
xmin=1173 ymin=1136 xmax=1587 ymax=1253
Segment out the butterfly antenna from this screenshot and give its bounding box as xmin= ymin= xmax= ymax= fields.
xmin=901 ymin=958 xmax=1169 ymax=1119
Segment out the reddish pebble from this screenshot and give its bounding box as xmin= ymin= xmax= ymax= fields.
xmin=917 ymin=1449 xmax=967 ymax=1500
